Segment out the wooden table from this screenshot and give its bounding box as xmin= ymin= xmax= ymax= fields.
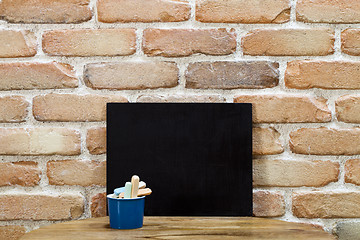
xmin=20 ymin=217 xmax=335 ymax=240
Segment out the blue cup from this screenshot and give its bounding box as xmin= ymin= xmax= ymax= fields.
xmin=107 ymin=194 xmax=145 ymax=229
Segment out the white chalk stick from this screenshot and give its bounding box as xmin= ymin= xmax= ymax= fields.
xmin=131 ymin=175 xmax=140 ymax=198
xmin=139 ymin=181 xmax=146 ymax=189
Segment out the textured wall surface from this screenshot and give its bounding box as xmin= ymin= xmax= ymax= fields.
xmin=0 ymin=0 xmax=360 ymax=239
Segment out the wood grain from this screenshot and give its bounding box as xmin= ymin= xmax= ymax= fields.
xmin=20 ymin=217 xmax=335 ymax=240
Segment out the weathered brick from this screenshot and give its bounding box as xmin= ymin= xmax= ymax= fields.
xmin=345 ymin=159 xmax=360 ymax=185
xmin=253 ymin=191 xmax=285 ymax=217
xmin=137 ymin=95 xmax=225 ymax=103
xmin=43 ymin=29 xmax=136 ymax=57
xmin=91 ymin=192 xmax=106 ymax=218
xmin=97 ymin=0 xmax=190 ymax=23
xmin=87 ymin=128 xmax=106 ymax=155
xmin=297 ymin=0 xmax=360 ymax=23
xmin=342 ymin=29 xmax=360 ymax=56
xmin=47 ymin=160 xmax=105 ymax=186
xmin=290 ymin=128 xmax=360 ymax=155
xmin=0 ymin=30 xmax=36 ymax=58
xmin=185 ymin=61 xmax=279 ymax=89
xmin=0 ymin=194 xmax=84 ymax=220
xmin=234 ymin=95 xmax=331 ymax=123
xmin=286 ymin=60 xmax=360 ymax=89
xmin=33 ymin=94 xmax=127 ymax=122
xmin=242 ymin=29 xmax=334 ymax=56
xmin=84 ymin=62 xmax=178 ymax=90
xmin=0 ymin=96 xmax=28 ymax=123
xmin=336 ymin=95 xmax=360 ymax=123
xmin=254 ymin=159 xmax=339 ymax=187
xmin=253 ymin=127 xmax=283 ymax=155
xmin=0 ymin=62 xmax=78 ymax=91
xmin=0 ymin=226 xmax=26 ymax=240
xmin=0 ymin=128 xmax=81 ymax=155
xmin=0 ymin=162 xmax=40 ymax=187
xmin=143 ymin=29 xmax=236 ymax=57
xmin=293 ymin=192 xmax=360 ymax=218
xmin=0 ymin=0 xmax=91 ymax=23
xmin=196 ymin=0 xmax=290 ymax=23
xmin=334 ymin=222 xmax=360 ymax=240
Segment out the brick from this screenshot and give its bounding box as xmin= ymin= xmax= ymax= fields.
xmin=143 ymin=29 xmax=236 ymax=57
xmin=0 ymin=226 xmax=26 ymax=240
xmin=43 ymin=29 xmax=136 ymax=57
xmin=91 ymin=192 xmax=106 ymax=218
xmin=0 ymin=0 xmax=91 ymax=23
xmin=285 ymin=60 xmax=360 ymax=90
xmin=196 ymin=0 xmax=290 ymax=23
xmin=0 ymin=194 xmax=84 ymax=220
xmin=87 ymin=128 xmax=106 ymax=155
xmin=342 ymin=29 xmax=360 ymax=56
xmin=33 ymin=94 xmax=127 ymax=122
xmin=242 ymin=29 xmax=334 ymax=56
xmin=253 ymin=128 xmax=283 ymax=155
xmin=0 ymin=162 xmax=40 ymax=187
xmin=293 ymin=191 xmax=360 ymax=218
xmin=234 ymin=95 xmax=331 ymax=123
xmin=254 ymin=159 xmax=339 ymax=187
xmin=0 ymin=96 xmax=28 ymax=123
xmin=97 ymin=0 xmax=190 ymax=23
xmin=84 ymin=62 xmax=178 ymax=90
xmin=253 ymin=191 xmax=285 ymax=217
xmin=336 ymin=95 xmax=360 ymax=123
xmin=0 ymin=30 xmax=36 ymax=58
xmin=345 ymin=159 xmax=360 ymax=185
xmin=185 ymin=61 xmax=279 ymax=89
xmin=0 ymin=128 xmax=81 ymax=155
xmin=297 ymin=0 xmax=360 ymax=23
xmin=0 ymin=62 xmax=78 ymax=91
xmin=47 ymin=160 xmax=105 ymax=186
xmin=290 ymin=128 xmax=360 ymax=155
xmin=334 ymin=222 xmax=360 ymax=240
xmin=137 ymin=95 xmax=225 ymax=103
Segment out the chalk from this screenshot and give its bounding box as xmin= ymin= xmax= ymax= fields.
xmin=114 ymin=187 xmax=125 ymax=196
xmin=138 ymin=188 xmax=152 ymax=197
xmin=139 ymin=181 xmax=146 ymax=189
xmin=131 ymin=175 xmax=140 ymax=198
xmin=124 ymin=182 xmax=132 ymax=199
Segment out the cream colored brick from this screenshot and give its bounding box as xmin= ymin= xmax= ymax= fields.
xmin=345 ymin=159 xmax=360 ymax=186
xmin=336 ymin=95 xmax=360 ymax=123
xmin=253 ymin=191 xmax=285 ymax=217
xmin=253 ymin=127 xmax=283 ymax=155
xmin=87 ymin=127 xmax=106 ymax=155
xmin=0 ymin=30 xmax=36 ymax=58
xmin=342 ymin=29 xmax=360 ymax=56
xmin=0 ymin=96 xmax=28 ymax=123
xmin=0 ymin=162 xmax=40 ymax=187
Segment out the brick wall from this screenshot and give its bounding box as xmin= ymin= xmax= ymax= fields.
xmin=0 ymin=0 xmax=359 ymax=238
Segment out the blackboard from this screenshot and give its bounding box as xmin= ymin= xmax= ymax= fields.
xmin=107 ymin=103 xmax=252 ymax=216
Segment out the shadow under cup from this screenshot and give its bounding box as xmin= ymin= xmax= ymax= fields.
xmin=107 ymin=194 xmax=145 ymax=229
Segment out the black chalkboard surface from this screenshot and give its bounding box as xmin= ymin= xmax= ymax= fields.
xmin=107 ymin=103 xmax=252 ymax=216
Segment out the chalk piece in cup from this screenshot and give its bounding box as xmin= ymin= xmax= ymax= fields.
xmin=138 ymin=188 xmax=152 ymax=197
xmin=131 ymin=175 xmax=140 ymax=198
xmin=124 ymin=182 xmax=132 ymax=199
xmin=114 ymin=187 xmax=125 ymax=196
xmin=139 ymin=181 xmax=146 ymax=189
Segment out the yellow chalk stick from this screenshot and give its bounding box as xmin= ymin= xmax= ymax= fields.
xmin=131 ymin=175 xmax=140 ymax=198
xmin=138 ymin=188 xmax=152 ymax=197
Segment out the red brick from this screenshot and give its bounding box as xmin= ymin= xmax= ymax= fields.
xmin=0 ymin=162 xmax=40 ymax=187
xmin=242 ymin=29 xmax=334 ymax=56
xmin=0 ymin=128 xmax=81 ymax=155
xmin=341 ymin=29 xmax=360 ymax=56
xmin=43 ymin=29 xmax=136 ymax=57
xmin=185 ymin=61 xmax=279 ymax=89
xmin=0 ymin=62 xmax=78 ymax=90
xmin=84 ymin=62 xmax=178 ymax=90
xmin=345 ymin=159 xmax=360 ymax=185
xmin=143 ymin=29 xmax=236 ymax=57
xmin=196 ymin=0 xmax=290 ymax=23
xmin=253 ymin=191 xmax=285 ymax=217
xmin=33 ymin=94 xmax=127 ymax=122
xmin=91 ymin=192 xmax=106 ymax=218
xmin=285 ymin=60 xmax=360 ymax=89
xmin=97 ymin=0 xmax=190 ymax=23
xmin=0 ymin=0 xmax=91 ymax=23
xmin=254 ymin=159 xmax=339 ymax=187
xmin=290 ymin=128 xmax=360 ymax=155
xmin=234 ymin=95 xmax=331 ymax=123
xmin=0 ymin=30 xmax=36 ymax=58
xmin=0 ymin=96 xmax=28 ymax=123
xmin=253 ymin=128 xmax=283 ymax=155
xmin=87 ymin=128 xmax=106 ymax=155
xmin=336 ymin=95 xmax=360 ymax=123
xmin=0 ymin=194 xmax=84 ymax=220
xmin=47 ymin=160 xmax=105 ymax=186
xmin=0 ymin=226 xmax=26 ymax=240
